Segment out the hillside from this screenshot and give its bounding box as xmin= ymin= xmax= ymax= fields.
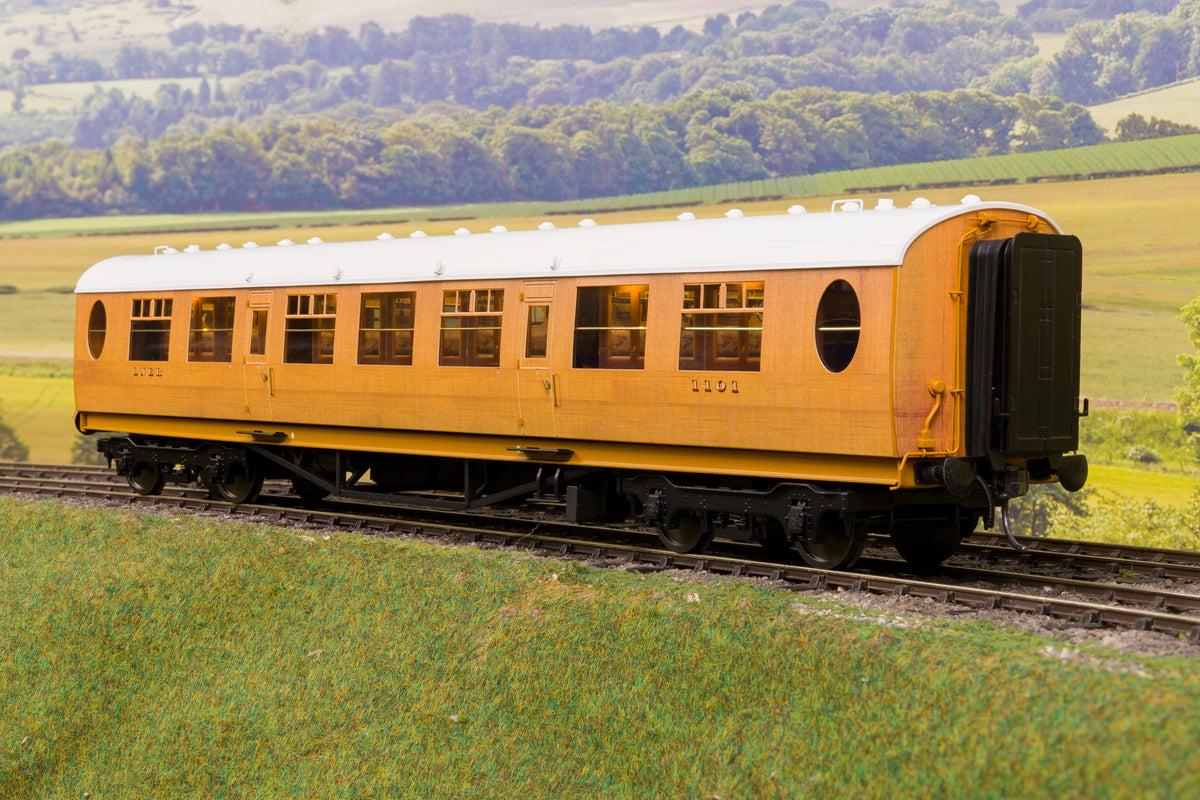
xmin=0 ymin=0 xmax=846 ymax=63
xmin=1088 ymin=77 xmax=1200 ymax=135
xmin=2 ymin=497 xmax=1198 ymax=798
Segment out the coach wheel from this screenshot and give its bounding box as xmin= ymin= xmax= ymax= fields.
xmin=795 ymin=511 xmax=867 ymax=570
xmin=291 ymin=475 xmax=331 ymax=504
xmin=890 ymin=511 xmax=976 ymax=571
xmin=127 ymin=462 xmax=164 ymax=496
xmin=657 ymin=510 xmax=714 ymax=554
xmin=209 ymin=463 xmax=264 ymax=505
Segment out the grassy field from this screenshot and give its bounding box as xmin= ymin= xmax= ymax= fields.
xmin=0 ymin=0 xmax=825 ymax=68
xmin=1 ymin=497 xmax=1198 ymax=798
xmin=1088 ymin=77 xmax=1200 ymax=135
xmin=0 ymin=76 xmax=219 ymax=116
xmin=2 ymin=170 xmax=1200 ymax=464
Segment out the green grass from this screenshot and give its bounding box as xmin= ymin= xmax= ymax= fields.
xmin=1081 ymin=308 xmax=1188 ymax=402
xmin=2 ymin=498 xmax=1198 ymax=798
xmin=1075 ymin=407 xmax=1200 ymax=508
xmin=1088 ymin=463 xmax=1200 ymax=509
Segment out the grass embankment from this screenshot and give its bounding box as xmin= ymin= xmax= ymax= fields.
xmin=1 ymin=498 xmax=1198 ymax=798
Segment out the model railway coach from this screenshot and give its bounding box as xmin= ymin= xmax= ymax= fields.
xmin=74 ymin=196 xmax=1088 ymax=570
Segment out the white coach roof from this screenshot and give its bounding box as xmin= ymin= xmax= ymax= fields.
xmin=75 ymin=197 xmax=1060 ymax=294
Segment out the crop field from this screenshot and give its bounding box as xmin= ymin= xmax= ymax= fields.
xmin=1 ymin=498 xmax=1198 ymax=798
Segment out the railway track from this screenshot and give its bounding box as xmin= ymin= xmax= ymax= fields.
xmin=5 ymin=461 xmax=1200 ymax=645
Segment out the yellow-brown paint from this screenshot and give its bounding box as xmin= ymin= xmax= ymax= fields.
xmin=74 ymin=210 xmax=1057 ymax=493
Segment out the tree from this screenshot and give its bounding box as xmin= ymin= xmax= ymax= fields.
xmin=686 ymin=133 xmax=765 ymax=185
xmin=1133 ymin=27 xmax=1184 ymax=88
xmin=487 ymin=125 xmax=573 ymax=199
xmin=72 ymin=434 xmax=106 ymax=465
xmin=0 ymin=404 xmax=28 ymax=462
xmin=1178 ymin=294 xmax=1200 ymax=452
xmin=1115 ymin=112 xmax=1200 ymax=140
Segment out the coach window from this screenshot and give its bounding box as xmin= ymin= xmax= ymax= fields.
xmin=359 ymin=291 xmax=416 ymax=365
xmin=525 ymin=305 xmax=550 ymax=358
xmin=249 ymin=309 xmax=268 ymax=357
xmin=815 ymin=279 xmax=860 ymax=373
xmin=284 ymin=293 xmax=337 ymax=364
xmin=87 ymin=301 xmax=107 ymax=359
xmin=440 ymin=288 xmax=503 ymax=367
xmin=678 ymin=282 xmax=763 ymax=371
xmin=129 ymin=298 xmax=173 ymax=361
xmin=188 ymin=296 xmax=235 ymax=363
xmin=572 ymin=285 xmax=649 ymax=369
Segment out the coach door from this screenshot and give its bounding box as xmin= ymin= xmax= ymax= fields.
xmin=516 ymin=281 xmax=558 ymax=437
xmin=243 ymin=291 xmax=275 ymax=420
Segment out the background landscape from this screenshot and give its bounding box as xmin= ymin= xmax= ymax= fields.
xmin=1 ymin=0 xmax=1200 ymax=526
xmin=4 ymin=0 xmax=1200 ymax=796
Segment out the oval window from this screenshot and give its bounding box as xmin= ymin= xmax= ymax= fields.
xmin=815 ymin=280 xmax=860 ymax=373
xmin=87 ymin=300 xmax=107 ymax=360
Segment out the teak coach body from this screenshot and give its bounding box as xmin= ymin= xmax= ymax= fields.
xmin=73 ymin=196 xmax=1088 ymax=569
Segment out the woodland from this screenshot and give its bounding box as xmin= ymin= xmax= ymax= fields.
xmin=1 ymin=0 xmax=1199 ymax=217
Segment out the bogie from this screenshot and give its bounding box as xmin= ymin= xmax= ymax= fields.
xmin=889 ymin=508 xmax=978 ymax=571
xmin=794 ymin=511 xmax=868 ymax=570
xmin=126 ymin=461 xmax=165 ymax=496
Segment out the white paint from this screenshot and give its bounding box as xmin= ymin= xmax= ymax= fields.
xmin=75 ymin=200 xmax=1062 ymax=294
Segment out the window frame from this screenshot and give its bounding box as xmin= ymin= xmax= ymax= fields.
xmin=572 ymin=284 xmax=649 ymax=370
xmin=358 ymin=291 xmax=416 ymax=365
xmin=814 ymin=279 xmax=861 ymax=374
xmin=439 ymin=288 xmax=504 ymax=367
xmin=128 ymin=297 xmax=173 ymax=362
xmin=188 ymin=296 xmax=236 ymax=363
xmin=87 ymin=300 xmax=107 ymax=360
xmin=677 ymin=281 xmax=763 ymax=372
xmin=284 ymin=293 xmax=338 ymax=365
